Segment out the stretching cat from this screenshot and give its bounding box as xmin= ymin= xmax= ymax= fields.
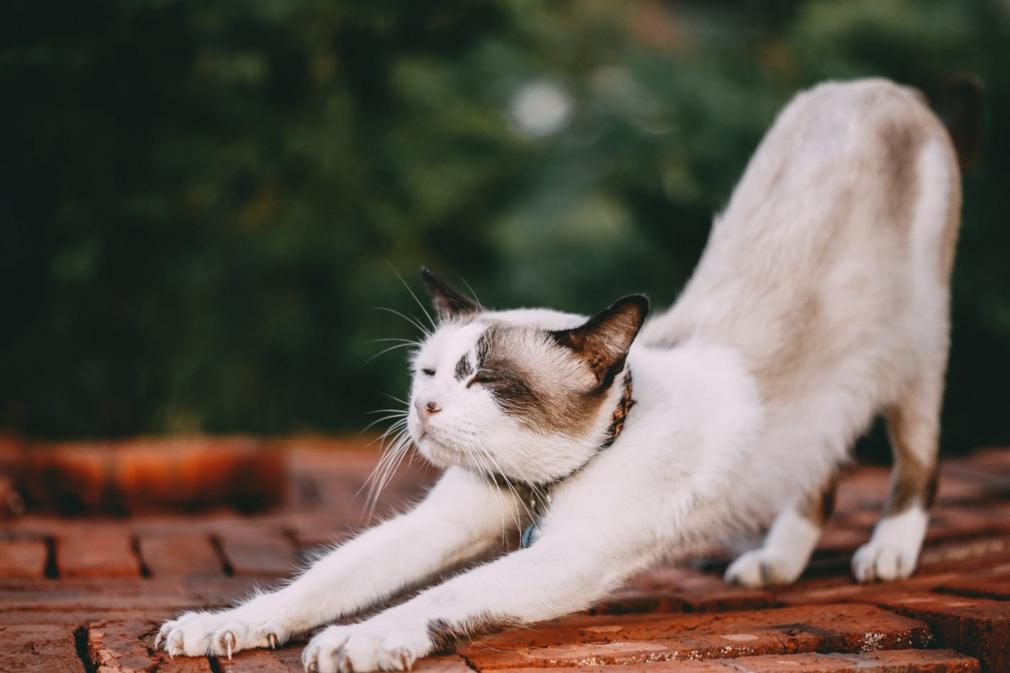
xmin=158 ymin=78 xmax=964 ymax=672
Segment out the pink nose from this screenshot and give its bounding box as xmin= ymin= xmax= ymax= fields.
xmin=415 ymin=399 xmax=442 ymax=420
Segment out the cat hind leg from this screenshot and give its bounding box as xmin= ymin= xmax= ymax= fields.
xmin=852 ymin=376 xmax=941 ymax=582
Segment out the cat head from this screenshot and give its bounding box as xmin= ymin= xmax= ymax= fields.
xmin=406 ymin=267 xmax=648 ymax=485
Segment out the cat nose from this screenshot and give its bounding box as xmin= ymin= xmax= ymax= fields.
xmin=415 ymin=399 xmax=442 ymax=420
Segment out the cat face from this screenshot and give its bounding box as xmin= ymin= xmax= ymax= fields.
xmin=405 ymin=268 xmax=648 ymax=485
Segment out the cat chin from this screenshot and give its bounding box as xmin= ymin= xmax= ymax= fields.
xmin=413 ymin=436 xmax=464 ymax=470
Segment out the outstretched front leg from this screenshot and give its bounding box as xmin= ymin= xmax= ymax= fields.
xmin=157 ymin=468 xmax=518 ymax=658
xmin=302 ymin=482 xmax=666 ymax=673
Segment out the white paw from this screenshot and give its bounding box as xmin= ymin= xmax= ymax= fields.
xmin=156 ymin=606 xmax=288 ymax=658
xmin=852 ymin=508 xmax=928 ymax=583
xmin=852 ymin=540 xmax=917 ymax=582
xmin=725 ymin=548 xmax=806 ymax=588
xmin=302 ymin=617 xmax=430 ymax=673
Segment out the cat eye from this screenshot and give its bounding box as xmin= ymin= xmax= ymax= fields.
xmin=468 ymin=371 xmax=497 ymax=387
xmin=421 ymin=368 xmax=436 ymax=376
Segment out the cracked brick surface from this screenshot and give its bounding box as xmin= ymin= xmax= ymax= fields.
xmin=2 ymin=438 xmax=1009 ymax=672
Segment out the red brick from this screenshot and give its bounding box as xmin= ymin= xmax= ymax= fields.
xmin=217 ymin=530 xmax=298 ymax=577
xmin=935 ymin=467 xmax=1003 ymax=505
xmin=867 ymin=593 xmax=1010 ymax=673
xmin=284 ymin=511 xmax=352 ymax=549
xmin=216 ymin=646 xmax=304 ymax=672
xmin=17 ymin=443 xmax=108 ymax=512
xmin=0 ymin=609 xmax=177 ymax=626
xmin=775 ymin=569 xmax=978 ymax=607
xmin=0 ymin=577 xmax=261 ymax=611
xmin=58 ymin=526 xmax=141 ymax=578
xmin=460 ymin=603 xmax=931 ymax=669
xmin=937 ymin=577 xmax=1010 ymax=600
xmin=590 ymin=589 xmax=691 ymax=615
xmin=834 ymin=467 xmax=890 ymax=513
xmin=138 ymin=533 xmax=223 ymax=578
xmin=918 ymin=535 xmax=1010 ymax=570
xmin=88 ymin=618 xmax=158 ymax=672
xmin=89 ymin=618 xmax=211 ymax=673
xmin=0 ymin=624 xmax=82 ymax=673
xmin=603 ymin=567 xmax=776 ymax=614
xmin=816 ymin=525 xmax=870 ymax=554
xmin=0 ymin=473 xmax=26 ymax=518
xmin=489 ymin=649 xmax=980 ymax=672
xmin=0 ymin=538 xmax=48 ymax=578
xmin=413 ymin=655 xmax=474 ymax=673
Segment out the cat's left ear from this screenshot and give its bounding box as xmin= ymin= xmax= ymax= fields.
xmin=420 ymin=266 xmax=481 ymax=321
xmin=551 ymin=294 xmax=649 ymax=389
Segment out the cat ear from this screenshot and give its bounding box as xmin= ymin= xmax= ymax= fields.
xmin=420 ymin=266 xmax=480 ymax=321
xmin=551 ymin=295 xmax=649 ymax=389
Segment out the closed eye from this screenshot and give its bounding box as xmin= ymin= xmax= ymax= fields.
xmin=467 ymin=371 xmax=497 ymax=387
xmin=421 ymin=368 xmax=436 ymax=376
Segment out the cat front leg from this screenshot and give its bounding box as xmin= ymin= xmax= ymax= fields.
xmin=158 ymin=467 xmax=518 ymax=658
xmin=302 ymin=509 xmax=658 ymax=672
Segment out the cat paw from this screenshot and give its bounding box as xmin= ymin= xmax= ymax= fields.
xmin=852 ymin=508 xmax=927 ymax=583
xmin=852 ymin=541 xmax=917 ymax=582
xmin=157 ymin=607 xmax=289 ymax=658
xmin=302 ymin=618 xmax=430 ymax=673
xmin=725 ymin=548 xmax=806 ymax=587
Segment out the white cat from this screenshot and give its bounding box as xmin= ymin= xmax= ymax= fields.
xmin=158 ymin=78 xmax=964 ymax=672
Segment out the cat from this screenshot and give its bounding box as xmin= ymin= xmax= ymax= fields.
xmin=158 ymin=78 xmax=966 ymax=672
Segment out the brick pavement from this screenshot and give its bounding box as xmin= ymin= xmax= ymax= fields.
xmin=1 ymin=438 xmax=1009 ymax=672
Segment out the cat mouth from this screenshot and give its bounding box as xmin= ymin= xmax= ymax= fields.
xmin=415 ymin=433 xmax=470 ymax=467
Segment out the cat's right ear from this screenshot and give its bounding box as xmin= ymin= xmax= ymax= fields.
xmin=420 ymin=266 xmax=480 ymax=321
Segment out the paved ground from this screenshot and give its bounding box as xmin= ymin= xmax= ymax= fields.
xmin=2 ymin=438 xmax=1010 ymax=673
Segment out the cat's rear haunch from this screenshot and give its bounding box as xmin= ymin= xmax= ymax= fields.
xmin=159 ymin=79 xmax=969 ymax=672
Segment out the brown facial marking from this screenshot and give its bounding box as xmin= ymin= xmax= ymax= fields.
xmin=799 ymin=474 xmax=838 ymax=527
xmin=474 ymin=358 xmax=548 ymax=417
xmin=426 ymin=613 xmax=519 ymax=654
xmin=471 ymin=325 xmax=609 ymax=436
xmin=454 ymin=353 xmax=473 ymax=380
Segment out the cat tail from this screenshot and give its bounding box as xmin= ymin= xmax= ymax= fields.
xmin=939 ymin=74 xmax=983 ymax=169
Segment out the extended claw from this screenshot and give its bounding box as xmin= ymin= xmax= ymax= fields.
xmin=267 ymin=632 xmax=278 ymax=649
xmin=167 ymin=632 xmax=183 ymax=659
xmin=154 ymin=632 xmax=163 ymax=649
xmin=223 ymin=631 xmax=235 ymax=660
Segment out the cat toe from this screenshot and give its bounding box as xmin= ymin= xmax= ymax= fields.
xmin=725 ymin=549 xmax=805 ymax=587
xmin=852 ymin=541 xmax=915 ymax=582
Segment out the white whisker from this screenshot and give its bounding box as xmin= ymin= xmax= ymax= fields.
xmin=373 ymin=306 xmax=432 ymax=338
xmin=388 ymin=262 xmax=438 ymax=331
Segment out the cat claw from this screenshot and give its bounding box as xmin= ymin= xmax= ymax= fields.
xmin=222 ymin=631 xmax=235 ymax=659
xmin=267 ymin=632 xmax=278 ymax=649
xmin=166 ymin=632 xmax=183 ymax=659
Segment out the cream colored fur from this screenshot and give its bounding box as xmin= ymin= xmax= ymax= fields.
xmin=157 ymin=79 xmax=961 ymax=672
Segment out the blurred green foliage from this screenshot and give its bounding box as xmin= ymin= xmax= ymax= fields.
xmin=1 ymin=1 xmax=1008 ymax=452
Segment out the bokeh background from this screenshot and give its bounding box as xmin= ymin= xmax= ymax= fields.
xmin=2 ymin=0 xmax=1008 ymax=457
